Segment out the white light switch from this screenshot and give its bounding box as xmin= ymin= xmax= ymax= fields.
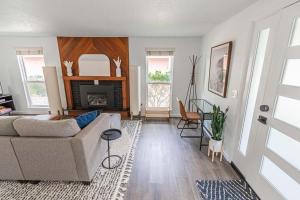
xmin=232 ymin=90 xmax=238 ymax=98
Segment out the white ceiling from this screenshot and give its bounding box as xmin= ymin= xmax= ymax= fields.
xmin=0 ymin=0 xmax=258 ymax=37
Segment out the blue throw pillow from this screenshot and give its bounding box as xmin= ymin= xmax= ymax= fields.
xmin=76 ymin=111 xmax=100 ymax=129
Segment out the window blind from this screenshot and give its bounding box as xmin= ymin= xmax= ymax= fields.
xmin=16 ymin=47 xmax=43 ymax=55
xmin=146 ymin=48 xmax=175 ymax=56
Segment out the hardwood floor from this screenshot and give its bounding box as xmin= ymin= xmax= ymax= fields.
xmin=125 ymin=119 xmax=239 ymax=200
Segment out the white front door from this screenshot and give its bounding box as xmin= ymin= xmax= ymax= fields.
xmin=234 ymin=2 xmax=300 ymax=200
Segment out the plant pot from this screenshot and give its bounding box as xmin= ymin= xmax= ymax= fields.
xmin=208 ymin=138 xmax=223 ymax=162
xmin=209 ymin=138 xmax=223 ymax=152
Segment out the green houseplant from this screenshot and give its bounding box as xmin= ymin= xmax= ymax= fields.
xmin=208 ymin=105 xmax=229 ymax=162
xmin=211 ymin=105 xmax=228 ymax=141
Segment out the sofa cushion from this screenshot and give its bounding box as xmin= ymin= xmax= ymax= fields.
xmin=0 ymin=116 xmax=19 ymax=136
xmin=13 ymin=118 xmax=81 ymax=137
xmin=76 ymin=111 xmax=99 ymax=129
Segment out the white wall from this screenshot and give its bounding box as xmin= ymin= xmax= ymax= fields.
xmin=198 ymin=0 xmax=298 ymax=161
xmin=129 ymin=37 xmax=202 ymax=116
xmin=0 ymin=37 xmax=66 ymax=114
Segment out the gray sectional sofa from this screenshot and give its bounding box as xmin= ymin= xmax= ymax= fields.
xmin=0 ymin=113 xmax=121 ymax=183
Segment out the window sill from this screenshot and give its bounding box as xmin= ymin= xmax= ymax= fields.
xmin=28 ymin=106 xmax=49 ymax=109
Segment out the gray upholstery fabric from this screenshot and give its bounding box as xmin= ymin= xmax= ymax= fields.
xmin=72 ymin=113 xmax=121 ymax=181
xmin=1 ymin=113 xmax=121 ymax=182
xmin=11 ymin=137 xmax=79 ymax=181
xmin=0 ymin=137 xmax=24 ymax=180
xmin=13 ymin=118 xmax=80 ymax=137
xmin=0 ymin=116 xmax=19 ymax=136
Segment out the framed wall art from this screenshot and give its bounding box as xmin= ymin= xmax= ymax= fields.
xmin=208 ymin=42 xmax=232 ymax=97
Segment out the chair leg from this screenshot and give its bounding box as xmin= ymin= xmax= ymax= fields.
xmin=196 ymin=120 xmax=199 ymax=129
xmin=180 ymin=121 xmax=187 ymax=137
xmin=177 ymin=119 xmax=182 ymax=129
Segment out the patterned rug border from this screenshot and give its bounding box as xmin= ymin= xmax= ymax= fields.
xmin=196 ymin=179 xmax=260 ymax=200
xmin=112 ymin=120 xmax=142 ymax=200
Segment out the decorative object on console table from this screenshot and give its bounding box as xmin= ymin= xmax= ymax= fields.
xmin=43 ymin=66 xmax=63 ymax=115
xmin=208 ymin=42 xmax=232 ymax=98
xmin=0 ymin=95 xmax=15 ymax=116
xmin=208 ymin=105 xmax=228 ymax=162
xmin=63 ymin=60 xmax=73 ymax=76
xmin=113 ymin=57 xmax=122 ymax=77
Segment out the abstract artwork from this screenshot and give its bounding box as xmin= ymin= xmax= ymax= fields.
xmin=208 ymin=42 xmax=232 ymax=97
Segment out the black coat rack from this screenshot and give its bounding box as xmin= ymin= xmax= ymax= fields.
xmin=184 ymin=55 xmax=200 ymax=112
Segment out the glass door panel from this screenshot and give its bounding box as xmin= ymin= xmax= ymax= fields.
xmin=290 ymin=18 xmax=300 ymax=46
xmin=274 ymin=96 xmax=300 ymax=128
xmin=282 ymin=59 xmax=300 ymax=86
xmin=267 ymin=128 xmax=300 ymax=170
xmin=260 ymin=156 xmax=300 ymax=200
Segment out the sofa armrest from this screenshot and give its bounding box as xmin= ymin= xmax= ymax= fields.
xmin=71 ymin=113 xmax=121 ymax=181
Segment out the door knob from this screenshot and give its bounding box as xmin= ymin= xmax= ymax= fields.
xmin=260 ymin=105 xmax=269 ymax=112
xmin=258 ymin=115 xmax=267 ymax=124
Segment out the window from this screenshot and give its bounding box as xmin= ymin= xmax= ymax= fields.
xmin=146 ymin=49 xmax=174 ymax=109
xmin=17 ymin=48 xmax=49 ymax=107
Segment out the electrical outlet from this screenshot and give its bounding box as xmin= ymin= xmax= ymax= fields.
xmin=232 ymin=90 xmax=238 ymax=98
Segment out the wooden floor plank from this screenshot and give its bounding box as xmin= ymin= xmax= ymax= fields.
xmin=125 ymin=119 xmax=238 ymax=200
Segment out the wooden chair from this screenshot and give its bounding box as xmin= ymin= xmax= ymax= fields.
xmin=177 ymin=98 xmax=202 ymax=137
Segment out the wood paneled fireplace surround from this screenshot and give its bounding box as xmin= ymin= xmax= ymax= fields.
xmin=57 ymin=37 xmax=130 ymax=118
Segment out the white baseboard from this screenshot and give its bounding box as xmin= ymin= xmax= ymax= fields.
xmin=223 ymin=150 xmax=231 ymax=162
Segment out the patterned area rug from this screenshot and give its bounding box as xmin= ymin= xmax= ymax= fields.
xmin=0 ymin=120 xmax=142 ymax=200
xmin=196 ymin=180 xmax=260 ymax=200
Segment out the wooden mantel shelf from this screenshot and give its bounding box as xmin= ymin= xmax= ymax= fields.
xmin=63 ymin=76 xmax=126 ymax=81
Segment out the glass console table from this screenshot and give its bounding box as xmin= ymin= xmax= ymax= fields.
xmin=190 ymin=99 xmax=213 ymax=150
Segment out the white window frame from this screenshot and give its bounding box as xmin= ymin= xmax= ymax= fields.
xmin=146 ymin=55 xmax=174 ymax=109
xmin=17 ymin=54 xmax=49 ymax=108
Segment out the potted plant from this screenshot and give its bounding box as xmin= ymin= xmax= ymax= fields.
xmin=208 ymin=105 xmax=228 ymax=162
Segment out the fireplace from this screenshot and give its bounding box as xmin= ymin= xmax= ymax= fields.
xmin=87 ymin=93 xmax=108 ymax=107
xmin=80 ymin=85 xmax=114 ymax=109
xmin=70 ymin=80 xmax=123 ymax=111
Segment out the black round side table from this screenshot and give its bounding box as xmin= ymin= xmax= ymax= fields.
xmin=101 ymin=129 xmax=122 ymax=169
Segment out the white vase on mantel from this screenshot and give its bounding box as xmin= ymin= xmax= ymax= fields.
xmin=113 ymin=57 xmax=122 ymax=77
xmin=116 ymin=66 xmax=121 ymax=77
